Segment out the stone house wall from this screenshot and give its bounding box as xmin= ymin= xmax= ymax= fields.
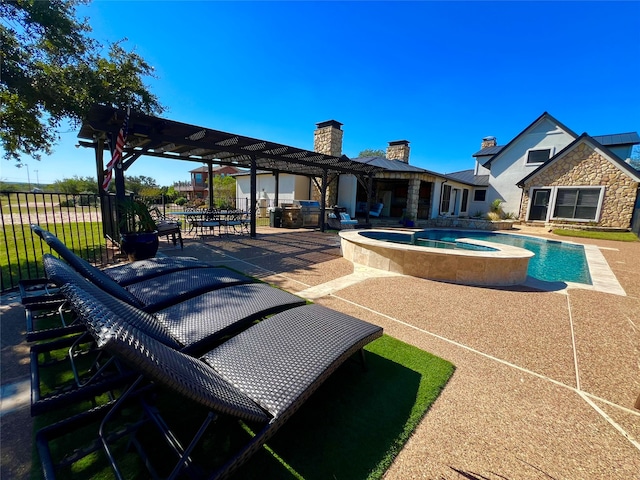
xmin=520 ymin=142 xmax=638 ymax=228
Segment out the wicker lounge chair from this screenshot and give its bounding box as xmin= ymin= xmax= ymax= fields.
xmin=31 ymin=224 xmax=208 ymax=286
xmin=37 ymin=283 xmax=383 ymax=480
xmin=41 ymin=248 xmax=255 ymax=312
xmin=32 ymin=255 xmax=306 ymax=415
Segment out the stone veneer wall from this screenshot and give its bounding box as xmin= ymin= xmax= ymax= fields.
xmin=314 ymin=123 xmax=343 ymax=157
xmin=520 ymin=142 xmax=638 ymax=228
xmin=313 ymin=122 xmax=343 ymax=205
xmin=386 ymin=141 xmax=410 ymax=163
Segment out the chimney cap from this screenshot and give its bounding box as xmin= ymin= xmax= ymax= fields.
xmin=388 ymin=140 xmax=410 ymax=146
xmin=482 ymin=136 xmax=496 ymax=141
xmin=315 ymin=120 xmax=343 ymax=130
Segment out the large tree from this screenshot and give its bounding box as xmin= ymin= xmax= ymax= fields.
xmin=358 ymin=149 xmax=385 ymax=158
xmin=0 ymin=0 xmax=163 ymax=164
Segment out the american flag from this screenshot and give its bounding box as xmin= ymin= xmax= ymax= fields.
xmin=102 ymin=108 xmax=130 ymax=192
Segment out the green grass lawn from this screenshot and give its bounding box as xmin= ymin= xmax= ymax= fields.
xmin=0 ymin=222 xmax=106 ymax=290
xmin=33 ymin=335 xmax=454 ymax=480
xmin=553 ymin=229 xmax=639 ymax=242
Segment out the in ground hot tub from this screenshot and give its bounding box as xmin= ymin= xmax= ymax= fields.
xmin=339 ymin=229 xmax=534 ymax=286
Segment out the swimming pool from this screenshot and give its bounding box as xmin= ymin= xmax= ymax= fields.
xmin=414 ymin=230 xmax=592 ymax=284
xmin=341 ymin=230 xmax=534 ymax=286
xmin=361 ymin=229 xmax=592 ymax=284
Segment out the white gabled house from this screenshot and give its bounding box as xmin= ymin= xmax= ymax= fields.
xmin=465 ymin=112 xmax=639 ymax=229
xmin=226 ymin=112 xmax=639 ymax=231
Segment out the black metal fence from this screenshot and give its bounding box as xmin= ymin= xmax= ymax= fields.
xmin=1 ymin=191 xmax=255 ymax=292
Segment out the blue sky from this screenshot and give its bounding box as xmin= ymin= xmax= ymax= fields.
xmin=4 ymin=0 xmax=640 ymax=187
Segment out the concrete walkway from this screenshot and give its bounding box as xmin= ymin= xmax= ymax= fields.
xmin=2 ymin=226 xmax=639 ymax=479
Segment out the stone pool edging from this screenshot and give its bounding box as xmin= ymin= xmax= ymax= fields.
xmin=339 ymin=229 xmax=534 ymax=287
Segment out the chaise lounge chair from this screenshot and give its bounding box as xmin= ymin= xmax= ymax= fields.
xmin=41 ymin=242 xmax=255 ymax=313
xmin=32 ymin=255 xmax=306 ymax=415
xmin=37 ymin=283 xmax=383 ymax=480
xmin=31 ymin=224 xmax=207 ymax=286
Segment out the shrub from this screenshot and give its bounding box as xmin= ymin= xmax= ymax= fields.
xmin=175 ymin=197 xmax=187 ymax=206
xmin=59 ymin=198 xmax=76 ymax=207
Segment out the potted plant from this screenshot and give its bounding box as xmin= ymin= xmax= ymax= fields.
xmin=118 ymin=199 xmax=159 ymax=261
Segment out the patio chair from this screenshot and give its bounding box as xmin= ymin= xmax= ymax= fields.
xmin=327 ymin=212 xmax=359 ymax=230
xmin=221 ymin=210 xmax=247 ymax=235
xmin=37 ymin=283 xmax=383 ymax=480
xmin=31 ymin=257 xmax=306 ymax=415
xmin=194 ymin=209 xmax=222 ymax=237
xmin=148 ymin=207 xmax=183 ymax=248
xmin=369 ymin=202 xmax=384 ymax=218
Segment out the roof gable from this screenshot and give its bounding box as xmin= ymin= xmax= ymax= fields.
xmin=482 ymin=112 xmax=579 ymax=168
xmin=517 ymin=133 xmax=640 ymax=186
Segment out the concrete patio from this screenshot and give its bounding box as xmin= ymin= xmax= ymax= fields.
xmin=2 ymin=225 xmax=639 ymax=479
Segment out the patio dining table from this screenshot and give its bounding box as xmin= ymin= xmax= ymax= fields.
xmin=172 ymin=210 xmax=250 ymax=235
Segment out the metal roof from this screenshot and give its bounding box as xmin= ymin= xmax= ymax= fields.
xmin=78 ymin=105 xmax=384 ymax=178
xmin=445 ymin=169 xmax=490 ymax=186
xmin=592 ymin=132 xmax=640 ymax=146
xmin=352 ymin=156 xmax=430 ymax=173
xmin=472 ymin=145 xmax=504 ymax=157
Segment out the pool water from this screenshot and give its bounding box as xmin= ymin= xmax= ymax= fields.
xmin=363 ymin=231 xmax=497 ymax=252
xmin=415 ymin=230 xmax=592 ymax=285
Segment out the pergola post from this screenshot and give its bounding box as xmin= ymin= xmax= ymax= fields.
xmin=207 ymin=163 xmax=214 ymax=208
xmin=320 ymin=169 xmax=328 ymax=232
xmin=274 ymin=171 xmax=279 ymax=207
xmin=366 ymin=175 xmax=374 ymax=224
xmin=250 ymin=155 xmax=257 ymax=238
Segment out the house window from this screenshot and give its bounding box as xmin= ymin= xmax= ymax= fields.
xmin=527 ymin=149 xmax=551 ymax=164
xmin=552 ymin=187 xmax=603 ymax=221
xmin=461 ymin=189 xmax=469 ymax=213
xmin=440 ymin=184 xmax=452 ymax=214
xmin=473 ymin=189 xmax=486 ymax=202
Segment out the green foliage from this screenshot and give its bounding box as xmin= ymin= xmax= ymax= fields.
xmin=211 ymin=175 xmax=237 ymax=208
xmin=0 ymin=0 xmax=163 ymax=163
xmin=0 ymin=182 xmax=20 ymax=193
xmin=118 ymin=199 xmax=156 ymax=233
xmin=489 ymin=198 xmax=504 ymax=213
xmin=175 ymin=197 xmax=187 ymax=206
xmin=52 ymin=176 xmax=97 ymax=194
xmin=138 ymin=186 xmax=162 ymax=198
xmin=124 ymin=175 xmax=159 ymax=195
xmin=358 ymin=148 xmax=385 ymax=158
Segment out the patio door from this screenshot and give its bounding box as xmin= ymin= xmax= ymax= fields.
xmin=528 ymin=188 xmax=551 ymax=221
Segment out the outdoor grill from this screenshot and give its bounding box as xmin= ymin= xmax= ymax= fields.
xmin=281 ymin=200 xmax=321 ymax=228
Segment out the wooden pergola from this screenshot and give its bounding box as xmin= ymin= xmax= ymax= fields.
xmin=78 ymin=105 xmax=384 ymax=238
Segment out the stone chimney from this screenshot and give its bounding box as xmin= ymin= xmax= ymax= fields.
xmin=481 ymin=136 xmax=497 ymax=149
xmin=314 ymin=120 xmax=343 ymax=157
xmin=386 ymin=140 xmax=410 ymax=163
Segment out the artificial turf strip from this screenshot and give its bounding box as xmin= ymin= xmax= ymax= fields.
xmin=32 ymin=335 xmax=454 ymax=479
xmin=232 ymin=334 xmax=455 ymax=480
